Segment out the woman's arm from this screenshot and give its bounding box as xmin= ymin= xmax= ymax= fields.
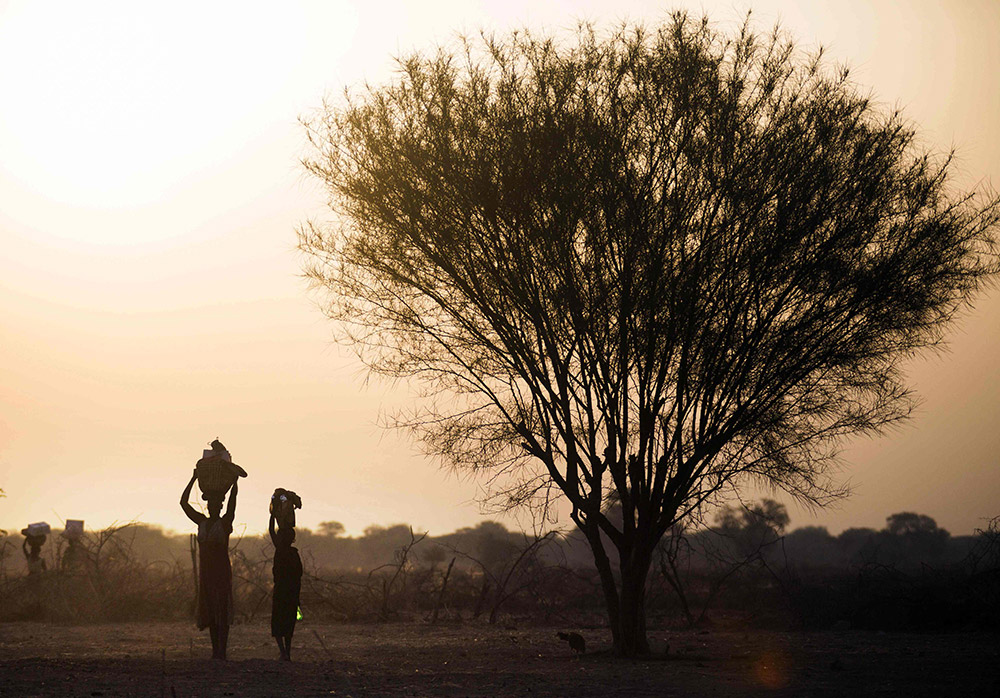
xmin=269 ymin=513 xmax=277 ymax=545
xmin=22 ymin=538 xmax=29 ymax=559
xmin=224 ymin=480 xmax=238 ymax=522
xmin=180 ymin=470 xmax=203 ymax=524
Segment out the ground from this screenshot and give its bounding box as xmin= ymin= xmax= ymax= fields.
xmin=1 ymin=622 xmax=997 ymax=697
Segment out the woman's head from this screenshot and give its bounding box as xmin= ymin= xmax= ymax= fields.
xmin=205 ymin=495 xmax=224 ymax=518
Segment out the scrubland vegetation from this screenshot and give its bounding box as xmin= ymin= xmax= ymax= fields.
xmin=3 ymin=505 xmax=997 ymax=633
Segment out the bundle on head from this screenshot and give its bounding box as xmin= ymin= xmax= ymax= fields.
xmin=270 ymin=488 xmax=302 ymax=527
xmin=195 ymin=453 xmax=245 ymax=500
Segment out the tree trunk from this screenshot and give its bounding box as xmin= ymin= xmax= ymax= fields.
xmin=584 ymin=525 xmax=655 ymax=656
xmin=616 ymin=548 xmax=653 ymax=656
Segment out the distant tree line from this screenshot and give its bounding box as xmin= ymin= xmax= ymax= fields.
xmin=1 ymin=507 xmax=997 ymax=631
xmin=1 ymin=509 xmax=978 ymax=578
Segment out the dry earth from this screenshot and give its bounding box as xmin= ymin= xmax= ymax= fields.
xmin=1 ymin=622 xmax=997 ymax=697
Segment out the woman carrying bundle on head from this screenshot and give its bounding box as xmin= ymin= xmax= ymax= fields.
xmin=180 ymin=439 xmax=245 ymax=660
xmin=20 ymin=524 xmax=50 ymax=620
xmin=269 ymin=488 xmax=303 ymax=661
xmin=21 ymin=525 xmax=49 ymax=576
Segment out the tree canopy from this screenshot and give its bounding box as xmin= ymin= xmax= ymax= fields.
xmin=300 ymin=13 xmax=999 ymax=654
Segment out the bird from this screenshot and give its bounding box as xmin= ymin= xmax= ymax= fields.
xmin=209 ymin=438 xmax=227 ymax=452
xmin=557 ymin=632 xmax=586 ymax=654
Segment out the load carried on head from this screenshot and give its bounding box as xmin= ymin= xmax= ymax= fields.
xmin=195 ymin=438 xmax=247 ymax=502
xmin=270 ymin=488 xmax=302 ymax=527
xmin=21 ymin=521 xmax=50 ymax=545
xmin=63 ymin=520 xmax=84 ymax=540
xmin=21 ymin=522 xmax=49 ymax=574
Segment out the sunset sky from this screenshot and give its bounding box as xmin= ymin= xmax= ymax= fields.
xmin=1 ymin=0 xmax=997 ymax=538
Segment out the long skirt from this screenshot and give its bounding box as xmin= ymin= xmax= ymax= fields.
xmin=271 ymin=547 xmax=302 ymax=637
xmin=197 ymin=542 xmax=233 ymax=630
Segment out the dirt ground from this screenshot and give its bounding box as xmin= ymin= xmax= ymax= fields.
xmin=0 ymin=621 xmax=997 ymax=697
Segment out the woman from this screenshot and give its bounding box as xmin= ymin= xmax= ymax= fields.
xmin=181 ymin=470 xmax=237 ymax=660
xmin=269 ymin=508 xmax=302 ymax=661
xmin=22 ymin=535 xmax=47 ymax=575
xmin=21 ymin=534 xmax=48 ymax=619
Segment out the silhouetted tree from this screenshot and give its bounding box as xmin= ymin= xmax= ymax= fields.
xmin=879 ymin=511 xmax=951 ymax=565
xmin=885 ymin=512 xmax=943 ymax=537
xmin=300 ymin=13 xmax=1000 ymax=655
xmin=783 ymin=526 xmax=838 ymax=567
xmin=657 ymin=499 xmax=789 ymax=626
xmin=317 ymin=521 xmax=346 ymax=537
xmin=716 ymin=499 xmax=789 ymax=558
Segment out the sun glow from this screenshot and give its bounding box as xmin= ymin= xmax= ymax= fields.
xmin=0 ymin=0 xmax=996 ymax=551
xmin=0 ymin=1 xmax=349 ymax=240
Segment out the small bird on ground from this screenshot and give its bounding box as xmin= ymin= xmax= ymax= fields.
xmin=557 ymin=632 xmax=586 ymax=654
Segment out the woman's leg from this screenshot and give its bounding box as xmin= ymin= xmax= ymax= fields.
xmin=284 ymin=634 xmax=293 ymax=660
xmin=209 ymin=625 xmax=220 ymax=659
xmin=274 ymin=636 xmax=286 ymax=659
xmin=218 ymin=622 xmax=229 ymax=660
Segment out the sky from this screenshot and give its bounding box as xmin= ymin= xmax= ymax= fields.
xmin=1 ymin=0 xmax=998 ymax=538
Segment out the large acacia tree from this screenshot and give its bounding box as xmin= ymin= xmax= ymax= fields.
xmin=300 ymin=14 xmax=999 ymax=655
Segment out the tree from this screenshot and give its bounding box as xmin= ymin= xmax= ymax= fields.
xmin=882 ymin=511 xmax=951 ymax=564
xmin=715 ymin=499 xmax=789 ymax=557
xmin=300 ymin=13 xmax=999 ymax=655
xmin=657 ymin=499 xmax=789 ymax=628
xmin=885 ymin=512 xmax=943 ymax=537
xmin=317 ymin=520 xmax=346 ymax=537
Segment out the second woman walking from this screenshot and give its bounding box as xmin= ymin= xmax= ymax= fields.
xmin=269 ymin=488 xmax=303 ymax=661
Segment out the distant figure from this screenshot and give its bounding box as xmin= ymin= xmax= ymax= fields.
xmin=557 ymin=631 xmax=586 ymax=655
xmin=60 ymin=521 xmax=87 ymax=575
xmin=269 ymin=490 xmax=303 ymax=661
xmin=21 ymin=534 xmax=48 ymax=618
xmin=58 ymin=526 xmax=97 ymax=620
xmin=60 ymin=536 xmax=86 ymax=575
xmin=22 ymin=535 xmax=47 ymax=575
xmin=181 ymin=469 xmax=238 ymax=660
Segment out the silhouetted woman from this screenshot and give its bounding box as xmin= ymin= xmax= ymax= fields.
xmin=181 ymin=470 xmax=237 ymax=660
xmin=22 ymin=535 xmax=47 ymax=575
xmin=269 ymin=511 xmax=302 ymax=660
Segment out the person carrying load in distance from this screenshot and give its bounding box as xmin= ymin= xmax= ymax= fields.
xmin=21 ymin=522 xmax=50 ymax=576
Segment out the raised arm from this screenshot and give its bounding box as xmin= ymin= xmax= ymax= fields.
xmin=180 ymin=469 xmax=204 ymax=524
xmin=224 ymin=480 xmax=238 ymax=522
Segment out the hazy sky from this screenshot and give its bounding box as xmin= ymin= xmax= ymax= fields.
xmin=1 ymin=0 xmax=997 ymax=538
